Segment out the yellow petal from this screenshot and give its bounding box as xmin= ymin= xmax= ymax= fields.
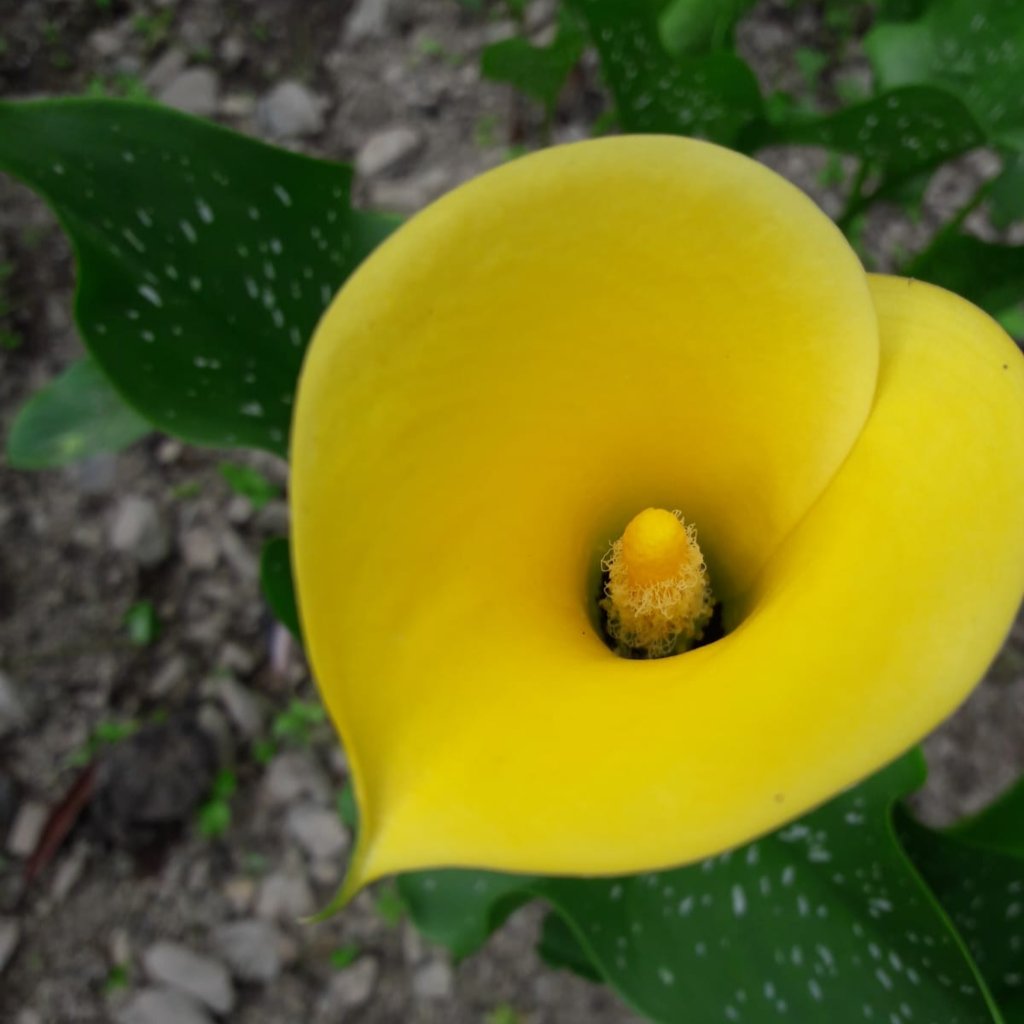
xmin=331 ymin=275 xmax=1022 ymax=890
xmin=292 ymin=136 xmax=886 ymax=889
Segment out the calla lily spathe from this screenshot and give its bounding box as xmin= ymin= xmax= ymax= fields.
xmin=290 ymin=136 xmax=1024 ymax=895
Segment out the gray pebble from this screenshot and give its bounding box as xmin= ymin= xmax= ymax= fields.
xmin=356 ymin=126 xmax=424 ymax=179
xmin=0 ymin=917 xmax=20 ymax=975
xmin=142 ymin=941 xmax=234 ymax=1015
xmin=158 ymin=68 xmax=220 ymax=118
xmin=412 ymin=958 xmax=455 ymax=1000
xmin=6 ymin=799 xmax=48 ymax=858
xmin=212 ymin=919 xmax=282 ymax=983
xmin=257 ymin=81 xmax=326 ymax=140
xmin=286 ymin=804 xmax=349 ymax=861
xmin=109 ymin=496 xmax=170 ymax=568
xmin=116 ymin=988 xmax=214 ymax=1024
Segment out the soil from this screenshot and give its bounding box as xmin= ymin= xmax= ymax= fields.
xmin=0 ymin=2 xmax=1021 ymax=1023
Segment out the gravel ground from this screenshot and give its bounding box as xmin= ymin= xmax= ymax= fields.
xmin=1 ymin=2 xmax=1022 ymax=1023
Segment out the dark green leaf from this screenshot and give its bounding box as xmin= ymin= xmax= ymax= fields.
xmin=899 ymin=800 xmax=1024 ymax=1022
xmin=260 ymin=537 xmax=301 ymax=639
xmin=219 ymin=462 xmax=279 ymax=509
xmin=6 ymin=356 xmax=150 ymax=469
xmin=401 ymin=753 xmax=1002 ymax=1023
xmin=123 ymin=600 xmax=159 ymax=646
xmin=398 ymin=869 xmax=534 ymax=959
xmin=481 ymin=8 xmax=586 ymax=112
xmin=997 ymin=306 xmax=1024 ymax=341
xmin=908 ymin=233 xmax=1024 ymax=315
xmin=948 ymin=774 xmax=1024 ymax=857
xmin=0 ymin=99 xmax=398 ymax=457
xmin=337 ymin=782 xmax=359 ymax=830
xmin=657 ymin=0 xmax=756 ymax=58
xmin=768 ymin=86 xmax=985 ymax=178
xmin=990 ymin=151 xmax=1024 ymax=228
xmin=865 ymin=0 xmax=1024 ymax=148
xmin=536 ymin=911 xmax=601 ymax=982
xmin=572 ymin=0 xmax=763 ymax=147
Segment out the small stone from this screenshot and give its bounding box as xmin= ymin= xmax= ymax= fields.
xmin=356 ymin=127 xmax=424 ymax=179
xmin=220 ymin=93 xmax=256 ymax=119
xmin=149 ymin=654 xmax=189 ymax=700
xmin=0 ymin=917 xmax=20 ymax=974
xmin=401 ymin=922 xmax=426 ymax=965
xmin=345 ymin=0 xmax=391 ymax=43
xmin=89 ymin=26 xmax=127 ymax=59
xmin=144 ymin=48 xmax=187 ymax=93
xmin=253 ymin=499 xmax=289 ymax=536
xmin=110 ymin=928 xmax=132 ymax=966
xmin=319 ymin=957 xmax=379 ymax=1015
xmin=213 ymin=919 xmax=282 ymax=983
xmin=223 ymin=876 xmax=255 ymax=913
xmin=156 ymin=439 xmax=183 ymax=464
xmin=225 ymin=496 xmax=253 ymax=525
xmin=220 ymin=528 xmax=258 ymax=582
xmin=110 ymin=496 xmax=171 ymax=567
xmin=196 ymin=703 xmax=233 ymax=765
xmin=7 ymin=799 xmax=48 ymax=858
xmin=50 ymin=842 xmax=88 ymax=903
xmin=218 ymin=641 xmax=256 ymax=676
xmin=117 ymin=988 xmax=214 ymax=1024
xmin=263 ymin=751 xmax=330 ymax=807
xmin=370 ymin=165 xmax=452 ymax=215
xmin=328 ymin=746 xmax=349 ymax=779
xmin=286 ymin=804 xmax=349 ymax=861
xmin=181 ymin=527 xmax=219 ymax=571
xmin=219 ymin=35 xmax=246 ymax=68
xmin=66 ymin=453 xmax=119 ymax=496
xmin=412 ymin=958 xmax=454 ymax=1000
xmin=0 ymin=671 xmax=25 ymax=737
xmin=215 ymin=676 xmax=264 ymax=739
xmin=256 ymin=870 xmax=315 ymax=921
xmin=142 ymin=942 xmax=235 ymax=1015
xmin=257 ymin=81 xmax=325 ymax=140
xmin=158 ymin=67 xmax=219 ymax=117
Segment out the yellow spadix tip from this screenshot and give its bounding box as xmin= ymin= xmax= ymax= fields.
xmin=601 ymin=508 xmax=713 ymax=657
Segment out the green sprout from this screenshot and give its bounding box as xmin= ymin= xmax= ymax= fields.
xmin=219 ymin=462 xmax=280 ymax=509
xmin=123 ymin=600 xmax=159 ymax=646
xmin=197 ymin=769 xmax=237 ymax=838
xmin=329 ymin=943 xmax=361 ymax=969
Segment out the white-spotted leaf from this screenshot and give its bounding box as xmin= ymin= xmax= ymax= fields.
xmin=400 ymin=754 xmax=1001 ymax=1024
xmin=0 ymin=98 xmax=398 ymax=456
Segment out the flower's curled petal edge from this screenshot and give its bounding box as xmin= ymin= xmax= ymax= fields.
xmin=334 ymin=276 xmax=1024 ymax=894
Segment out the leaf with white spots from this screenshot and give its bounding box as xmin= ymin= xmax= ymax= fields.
xmin=570 ymin=0 xmax=764 ymax=146
xmin=899 ymin=778 xmax=1024 ymax=1023
xmin=400 ymin=753 xmax=1002 ymax=1023
xmin=765 ymin=86 xmax=985 ymax=179
xmin=0 ymin=98 xmax=398 ymax=456
xmin=865 ymin=0 xmax=1024 ymax=149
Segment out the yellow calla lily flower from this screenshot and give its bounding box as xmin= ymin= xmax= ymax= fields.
xmin=291 ymin=136 xmax=1024 ymax=897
